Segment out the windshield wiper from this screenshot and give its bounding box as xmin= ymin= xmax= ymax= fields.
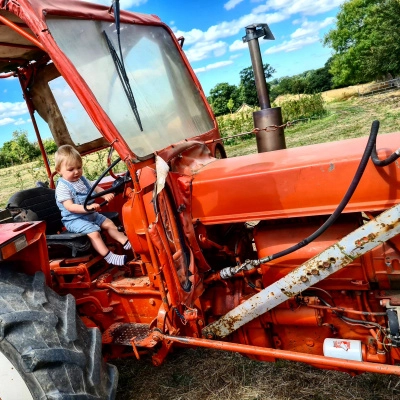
xmin=103 ymin=30 xmax=143 ymax=131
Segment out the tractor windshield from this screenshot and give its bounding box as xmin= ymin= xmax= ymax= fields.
xmin=46 ymin=18 xmax=214 ymax=157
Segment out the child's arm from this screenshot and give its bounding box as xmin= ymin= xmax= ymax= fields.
xmin=93 ymin=186 xmax=115 ymax=203
xmin=62 ymin=199 xmax=100 ymax=213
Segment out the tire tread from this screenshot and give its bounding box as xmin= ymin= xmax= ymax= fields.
xmin=0 ymin=269 xmax=118 ymax=399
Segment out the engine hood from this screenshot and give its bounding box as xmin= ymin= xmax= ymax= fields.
xmin=191 ymin=132 xmax=400 ymax=224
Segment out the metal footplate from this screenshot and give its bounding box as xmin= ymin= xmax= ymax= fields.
xmin=102 ymin=323 xmax=156 ymax=347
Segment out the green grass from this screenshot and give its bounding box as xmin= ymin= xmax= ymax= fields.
xmin=224 ymin=90 xmax=400 ymax=157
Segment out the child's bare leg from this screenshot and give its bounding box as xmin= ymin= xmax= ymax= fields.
xmin=87 ymin=231 xmax=109 ymax=256
xmin=101 ymin=219 xmax=131 ymax=246
xmin=87 ymin=230 xmax=127 ymax=265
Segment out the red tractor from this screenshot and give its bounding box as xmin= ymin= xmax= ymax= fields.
xmin=1 ymin=1 xmax=400 ymax=399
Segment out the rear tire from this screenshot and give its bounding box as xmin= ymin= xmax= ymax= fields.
xmin=0 ymin=267 xmax=118 ymax=400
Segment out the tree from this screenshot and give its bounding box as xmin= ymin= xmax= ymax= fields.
xmin=11 ymin=130 xmax=40 ymax=162
xmin=207 ymin=83 xmax=239 ymax=116
xmin=0 ymin=130 xmax=40 ymax=167
xmin=43 ymin=138 xmax=57 ymax=154
xmin=238 ymin=63 xmax=275 ymax=106
xmin=324 ymin=0 xmax=400 ymax=87
xmin=304 ymin=61 xmax=333 ymax=93
xmin=227 ymin=98 xmax=234 ymax=114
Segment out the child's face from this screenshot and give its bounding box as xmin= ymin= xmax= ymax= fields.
xmin=59 ymin=160 xmax=82 ymax=182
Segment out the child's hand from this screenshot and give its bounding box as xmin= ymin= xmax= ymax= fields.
xmin=102 ymin=193 xmax=115 ymax=203
xmin=87 ymin=203 xmax=100 ymax=212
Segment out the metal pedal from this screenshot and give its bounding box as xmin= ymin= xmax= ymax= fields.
xmin=102 ymin=323 xmax=152 ymax=346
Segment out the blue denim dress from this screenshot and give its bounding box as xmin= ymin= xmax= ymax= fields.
xmin=56 ymin=176 xmax=106 ymax=234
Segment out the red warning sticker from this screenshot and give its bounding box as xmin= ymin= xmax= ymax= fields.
xmin=333 ymin=340 xmax=350 ymax=351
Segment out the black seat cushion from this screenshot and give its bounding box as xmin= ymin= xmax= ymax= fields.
xmin=7 ymin=187 xmax=63 ymax=234
xmin=7 ymin=187 xmax=90 ymax=257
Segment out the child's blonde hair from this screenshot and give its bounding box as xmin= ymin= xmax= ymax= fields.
xmin=55 ymin=145 xmax=82 ymax=172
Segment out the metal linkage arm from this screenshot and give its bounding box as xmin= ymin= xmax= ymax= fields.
xmin=202 ymin=202 xmax=400 ymax=339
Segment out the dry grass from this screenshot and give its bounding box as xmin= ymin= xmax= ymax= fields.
xmin=274 ymin=82 xmax=373 ymax=105
xmin=113 ymin=348 xmax=400 ymax=400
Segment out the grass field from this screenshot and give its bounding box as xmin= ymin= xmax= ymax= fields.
xmin=2 ymin=90 xmax=400 ymax=399
xmin=226 ymin=89 xmax=400 ymax=158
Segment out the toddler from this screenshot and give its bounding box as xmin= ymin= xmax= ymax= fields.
xmin=55 ymin=145 xmax=131 ymax=265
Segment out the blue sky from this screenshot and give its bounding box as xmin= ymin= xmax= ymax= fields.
xmin=0 ymin=0 xmax=345 ymax=145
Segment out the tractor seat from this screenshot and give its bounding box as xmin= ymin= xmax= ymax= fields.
xmin=7 ymin=187 xmax=120 ymax=257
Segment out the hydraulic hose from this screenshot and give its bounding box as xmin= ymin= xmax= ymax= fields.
xmin=371 ymin=130 xmax=400 ymax=166
xmin=259 ymin=120 xmax=380 ymax=263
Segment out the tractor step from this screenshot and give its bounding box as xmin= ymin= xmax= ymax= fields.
xmin=102 ymin=323 xmax=153 ymax=346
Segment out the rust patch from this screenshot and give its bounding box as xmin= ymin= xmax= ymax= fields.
xmin=317 ymin=261 xmax=331 ymax=270
xmin=206 ymin=313 xmax=245 ymax=337
xmin=281 ymin=288 xmax=297 ymax=298
xmin=355 ymin=233 xmax=377 ymax=247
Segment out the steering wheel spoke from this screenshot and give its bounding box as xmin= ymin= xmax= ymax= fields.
xmin=83 ymin=155 xmax=129 ymax=212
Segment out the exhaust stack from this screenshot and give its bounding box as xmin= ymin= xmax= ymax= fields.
xmin=243 ymin=24 xmax=286 ymax=152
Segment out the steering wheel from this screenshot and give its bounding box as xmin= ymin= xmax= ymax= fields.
xmin=83 ymin=156 xmax=131 ymax=212
xmin=107 ymin=147 xmax=122 ymax=180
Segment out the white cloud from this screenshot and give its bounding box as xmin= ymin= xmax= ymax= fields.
xmin=194 ymin=60 xmax=234 ymax=74
xmin=0 ymin=102 xmax=28 ymax=119
xmin=224 ymin=0 xmax=245 ymax=10
xmin=175 ymin=11 xmax=287 ymax=46
xmin=265 ymin=35 xmax=319 ymax=54
xmin=252 ymin=0 xmax=343 ymax=16
xmin=229 ymin=39 xmax=247 ymax=52
xmin=0 ymin=117 xmax=15 ymax=126
xmin=291 ymin=17 xmax=335 ymax=38
xmin=264 ymin=17 xmax=335 ymax=54
xmin=185 ymin=41 xmax=228 ymax=63
xmin=13 ymin=118 xmax=27 ymax=126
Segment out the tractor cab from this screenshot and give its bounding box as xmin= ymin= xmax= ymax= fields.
xmin=0 ymin=0 xmax=223 ymax=328
xmin=0 ymin=0 xmax=223 ymax=284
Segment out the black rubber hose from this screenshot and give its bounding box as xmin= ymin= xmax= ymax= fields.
xmin=264 ymin=120 xmax=380 ymax=262
xmin=371 ymin=126 xmax=400 ymax=166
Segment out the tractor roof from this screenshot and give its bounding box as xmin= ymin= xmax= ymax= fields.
xmin=0 ymin=0 xmax=161 ymax=74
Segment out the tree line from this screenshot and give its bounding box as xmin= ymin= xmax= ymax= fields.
xmin=208 ymin=0 xmax=400 ymax=116
xmin=0 ymin=130 xmax=57 ymax=168
xmin=207 ymin=61 xmax=333 ymax=116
